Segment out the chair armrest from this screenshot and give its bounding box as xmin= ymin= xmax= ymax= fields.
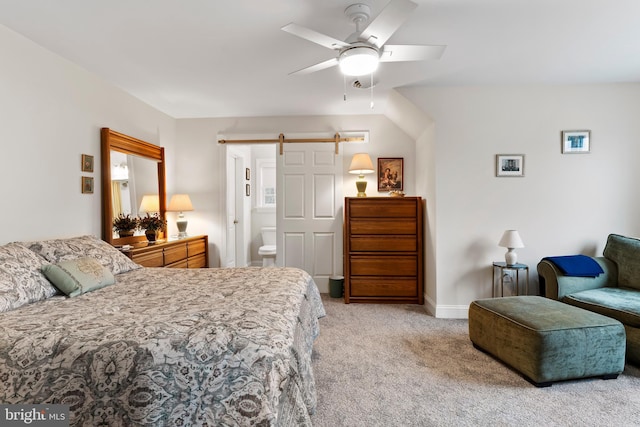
xmin=537 ymin=257 xmax=618 ymax=300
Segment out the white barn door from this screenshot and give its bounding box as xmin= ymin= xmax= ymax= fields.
xmin=277 ymin=143 xmax=343 ymax=293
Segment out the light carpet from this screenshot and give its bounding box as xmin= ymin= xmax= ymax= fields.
xmin=310 ymin=295 xmax=640 ymax=427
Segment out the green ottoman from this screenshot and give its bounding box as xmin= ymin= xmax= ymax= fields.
xmin=469 ymin=296 xmax=626 ymax=387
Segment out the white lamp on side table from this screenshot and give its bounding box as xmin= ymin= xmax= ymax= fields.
xmin=168 ymin=194 xmax=194 ymax=238
xmin=499 ymin=230 xmax=524 ymax=266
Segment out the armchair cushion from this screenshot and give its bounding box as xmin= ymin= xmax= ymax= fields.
xmin=603 ymin=234 xmax=640 ymax=291
xmin=564 ymin=287 xmax=640 ymax=328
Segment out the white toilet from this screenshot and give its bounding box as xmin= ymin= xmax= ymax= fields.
xmin=258 ymin=227 xmax=276 ymax=267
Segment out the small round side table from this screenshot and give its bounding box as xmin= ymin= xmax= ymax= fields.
xmin=492 ymin=262 xmax=529 ymax=297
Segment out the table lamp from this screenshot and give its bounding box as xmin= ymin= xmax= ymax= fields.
xmin=168 ymin=194 xmax=194 ymax=238
xmin=499 ymin=230 xmax=524 ymax=266
xmin=348 ymin=153 xmax=375 ymax=197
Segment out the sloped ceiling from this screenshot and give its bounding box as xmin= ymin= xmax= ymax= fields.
xmin=1 ymin=0 xmax=639 ymax=119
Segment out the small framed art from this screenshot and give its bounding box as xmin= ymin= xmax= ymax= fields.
xmin=496 ymin=154 xmax=525 ymax=177
xmin=81 ymin=154 xmax=94 ymax=172
xmin=246 ymin=184 xmax=251 ymax=197
xmin=81 ymin=176 xmax=94 ymax=194
xmin=561 ymin=130 xmax=590 ymax=154
xmin=378 ymin=157 xmax=404 ymax=191
xmin=246 ymin=168 xmax=251 ymax=181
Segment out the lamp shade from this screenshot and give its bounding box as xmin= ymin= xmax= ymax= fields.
xmin=498 ymin=230 xmax=524 ymax=248
xmin=167 ymin=194 xmax=194 ymax=212
xmin=339 ymin=46 xmax=379 ymax=76
xmin=348 ymin=153 xmax=375 ymax=175
xmin=139 ymin=195 xmax=159 ymax=213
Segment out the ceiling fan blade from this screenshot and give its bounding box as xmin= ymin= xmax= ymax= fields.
xmin=358 ymin=0 xmax=418 ymax=48
xmin=288 ymin=58 xmax=339 ymax=76
xmin=380 ymin=44 xmax=446 ymax=62
xmin=281 ymin=23 xmax=349 ymax=50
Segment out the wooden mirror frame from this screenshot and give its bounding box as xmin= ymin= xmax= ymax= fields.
xmin=101 ymin=128 xmax=166 ymax=245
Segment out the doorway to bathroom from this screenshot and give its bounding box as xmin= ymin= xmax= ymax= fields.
xmin=250 ymin=145 xmax=277 ymax=267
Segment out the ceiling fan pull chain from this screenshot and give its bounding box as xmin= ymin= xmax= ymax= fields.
xmin=344 ymin=75 xmax=348 ymax=101
xmin=370 ymin=73 xmax=374 ymax=109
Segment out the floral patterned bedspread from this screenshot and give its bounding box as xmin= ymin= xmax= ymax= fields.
xmin=0 ymin=267 xmax=325 ymax=426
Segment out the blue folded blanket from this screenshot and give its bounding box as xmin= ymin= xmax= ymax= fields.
xmin=542 ymin=255 xmax=604 ymax=277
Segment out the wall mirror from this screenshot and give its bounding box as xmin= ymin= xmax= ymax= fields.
xmin=101 ymin=128 xmax=166 ymax=245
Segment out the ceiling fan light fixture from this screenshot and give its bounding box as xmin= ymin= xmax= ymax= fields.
xmin=339 ymin=46 xmax=379 ymax=76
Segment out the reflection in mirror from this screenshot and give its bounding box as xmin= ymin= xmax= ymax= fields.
xmin=110 ymin=151 xmax=161 ymax=238
xmin=101 ymin=128 xmax=166 ymax=246
xmin=110 ymin=151 xmax=132 ymax=217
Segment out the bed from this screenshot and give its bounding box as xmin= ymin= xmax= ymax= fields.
xmin=0 ymin=235 xmax=325 ymax=426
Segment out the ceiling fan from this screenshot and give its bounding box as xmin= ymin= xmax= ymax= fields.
xmin=281 ymin=0 xmax=446 ymax=77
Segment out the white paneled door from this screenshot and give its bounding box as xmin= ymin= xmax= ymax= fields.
xmin=225 ymin=150 xmax=240 ymax=268
xmin=225 ymin=146 xmax=252 ymax=268
xmin=277 ymin=143 xmax=343 ymax=293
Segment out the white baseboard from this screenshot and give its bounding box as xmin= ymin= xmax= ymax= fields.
xmin=424 ymin=295 xmax=437 ymax=316
xmin=424 ymin=294 xmax=469 ymax=319
xmin=434 ymin=304 xmax=469 ymax=319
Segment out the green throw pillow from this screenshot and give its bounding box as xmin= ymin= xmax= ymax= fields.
xmin=42 ymin=257 xmax=115 ymax=297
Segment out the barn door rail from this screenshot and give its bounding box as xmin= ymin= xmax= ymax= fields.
xmin=218 ymin=132 xmax=366 ymax=155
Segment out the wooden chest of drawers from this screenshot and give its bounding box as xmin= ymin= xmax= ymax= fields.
xmin=344 ymin=197 xmax=423 ymax=304
xmin=123 ymin=235 xmax=209 ymax=268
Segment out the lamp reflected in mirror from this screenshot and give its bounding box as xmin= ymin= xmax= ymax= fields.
xmin=139 ymin=194 xmax=160 ymax=214
xmin=168 ymin=194 xmax=194 ymax=238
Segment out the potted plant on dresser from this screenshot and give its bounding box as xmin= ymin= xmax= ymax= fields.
xmin=138 ymin=213 xmax=166 ymax=242
xmin=113 ymin=214 xmax=139 ymax=238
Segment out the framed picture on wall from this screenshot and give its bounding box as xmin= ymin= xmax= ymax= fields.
xmin=81 ymin=154 xmax=94 ymax=172
xmin=246 ymin=184 xmax=250 ymax=197
xmin=377 ymin=158 xmax=404 ymax=191
xmin=246 ymin=168 xmax=251 ymax=180
xmin=561 ymin=130 xmax=590 ymax=153
xmin=496 ymin=154 xmax=525 ymax=177
xmin=81 ymin=176 xmax=94 ymax=194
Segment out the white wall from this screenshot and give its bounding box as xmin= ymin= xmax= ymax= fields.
xmin=384 ymin=90 xmax=439 ymax=314
xmin=399 ymin=84 xmax=640 ymax=317
xmin=8 ymin=22 xmax=640 ymax=316
xmin=0 ymin=25 xmax=176 ymax=245
xmin=175 ymin=115 xmax=415 ymax=267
